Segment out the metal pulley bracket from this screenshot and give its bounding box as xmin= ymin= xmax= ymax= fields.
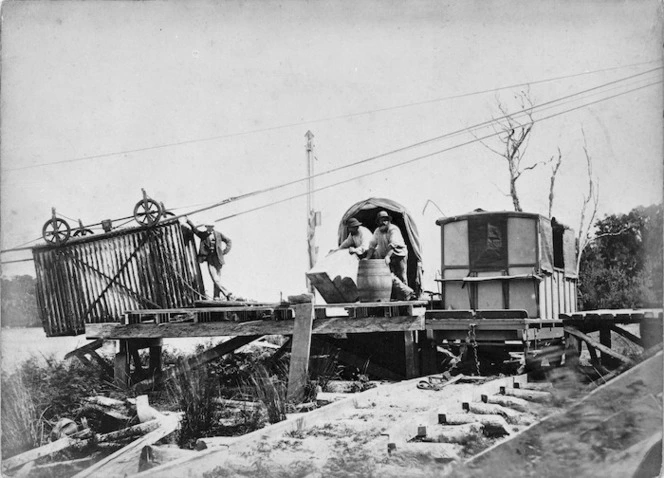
xmin=73 ymin=219 xmax=94 ymax=237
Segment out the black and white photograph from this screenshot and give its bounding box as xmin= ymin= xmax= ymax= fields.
xmin=1 ymin=1 xmax=662 ymax=477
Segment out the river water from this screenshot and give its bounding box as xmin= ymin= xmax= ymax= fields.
xmin=1 ymin=327 xmax=226 ymax=373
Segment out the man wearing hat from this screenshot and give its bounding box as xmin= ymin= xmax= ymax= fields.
xmin=186 ymin=217 xmax=233 ymax=300
xmin=368 ymin=210 xmax=409 ymax=286
xmin=337 ymin=217 xmax=373 ymax=258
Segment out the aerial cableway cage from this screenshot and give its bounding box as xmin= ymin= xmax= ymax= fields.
xmin=32 ymin=219 xmax=204 ymax=337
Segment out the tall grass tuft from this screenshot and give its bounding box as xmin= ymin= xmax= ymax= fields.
xmin=1 ymin=368 xmax=42 ymax=457
xmin=167 ymin=363 xmax=217 ymax=448
xmin=248 ymin=363 xmax=287 ymax=424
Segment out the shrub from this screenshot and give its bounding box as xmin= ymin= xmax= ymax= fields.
xmin=1 ymin=355 xmax=111 ymax=458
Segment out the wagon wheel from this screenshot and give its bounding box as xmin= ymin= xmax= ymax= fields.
xmin=134 ymin=198 xmax=163 ymax=226
xmin=42 ymin=218 xmax=71 ymax=245
xmin=73 ymin=220 xmax=94 ymax=237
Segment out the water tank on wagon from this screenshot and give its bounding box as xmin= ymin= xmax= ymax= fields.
xmin=436 ymin=210 xmax=578 ymax=318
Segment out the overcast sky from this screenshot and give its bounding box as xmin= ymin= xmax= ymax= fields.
xmin=1 ymin=0 xmax=662 ymax=300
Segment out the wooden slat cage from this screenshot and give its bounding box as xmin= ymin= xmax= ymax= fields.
xmin=32 ymin=220 xmax=205 ymax=336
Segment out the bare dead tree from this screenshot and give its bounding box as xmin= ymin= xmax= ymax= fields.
xmin=548 ymin=147 xmax=563 ymax=218
xmin=475 ymin=91 xmax=552 ymax=212
xmin=576 ymin=129 xmax=600 ymax=273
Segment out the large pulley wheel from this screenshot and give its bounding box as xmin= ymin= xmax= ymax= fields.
xmin=42 ymin=218 xmax=71 ymax=245
xmin=134 ymin=198 xmax=163 ymax=226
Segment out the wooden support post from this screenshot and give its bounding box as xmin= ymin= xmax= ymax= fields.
xmin=114 ymin=340 xmax=130 ymax=389
xmin=287 ymin=302 xmax=314 ymax=402
xmin=599 ymin=325 xmax=613 ymax=366
xmin=420 ymin=330 xmax=438 ymax=375
xmin=149 ymin=345 xmax=162 ymax=376
xmin=404 ymin=330 xmax=419 ymax=379
xmin=640 ymin=318 xmax=663 ymax=350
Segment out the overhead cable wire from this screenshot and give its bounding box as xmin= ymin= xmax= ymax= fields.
xmin=3 ymin=60 xmax=660 ymax=172
xmin=212 ymin=80 xmax=662 ymax=224
xmin=1 ymin=79 xmax=659 ymax=263
xmin=1 ymin=67 xmax=659 ymax=254
xmin=162 ymin=72 xmax=660 ymax=216
xmin=164 ymin=67 xmax=663 ymax=220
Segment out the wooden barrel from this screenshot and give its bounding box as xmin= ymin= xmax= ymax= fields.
xmin=357 ymin=259 xmax=392 ymax=302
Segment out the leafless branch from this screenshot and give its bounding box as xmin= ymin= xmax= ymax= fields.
xmin=467 ymin=128 xmax=506 ymax=158
xmin=548 ymin=147 xmax=563 ymax=218
xmin=576 ymin=128 xmax=600 ymax=273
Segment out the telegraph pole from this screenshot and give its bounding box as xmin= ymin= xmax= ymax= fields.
xmin=305 ymin=130 xmax=319 ymax=293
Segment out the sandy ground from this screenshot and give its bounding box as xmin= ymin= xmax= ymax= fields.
xmin=136 ymin=374 xmax=559 ymax=478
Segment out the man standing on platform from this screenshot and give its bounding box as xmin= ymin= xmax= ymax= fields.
xmin=336 ymin=217 xmax=373 ymax=258
xmin=368 ymin=211 xmax=409 ymax=284
xmin=367 ymin=210 xmax=416 ymax=300
xmin=186 ymin=217 xmax=234 ymax=300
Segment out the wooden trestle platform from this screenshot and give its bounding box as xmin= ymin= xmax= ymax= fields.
xmin=560 ymin=309 xmax=663 ymax=371
xmin=86 ymin=300 xmax=428 ymax=400
xmin=84 ymin=302 xmax=663 ymax=401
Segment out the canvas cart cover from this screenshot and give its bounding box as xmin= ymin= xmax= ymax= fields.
xmin=338 ymin=198 xmax=423 ymax=293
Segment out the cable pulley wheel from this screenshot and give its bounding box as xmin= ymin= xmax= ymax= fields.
xmin=42 ymin=218 xmax=71 ymax=245
xmin=134 ymin=198 xmax=163 ymax=226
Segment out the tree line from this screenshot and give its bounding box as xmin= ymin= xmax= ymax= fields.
xmin=1 ymin=275 xmax=41 ymax=327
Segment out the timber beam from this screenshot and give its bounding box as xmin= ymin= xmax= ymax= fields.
xmin=86 ymin=314 xmax=425 ymax=340
xmin=563 ymin=326 xmax=634 ymax=365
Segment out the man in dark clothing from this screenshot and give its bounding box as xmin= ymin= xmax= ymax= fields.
xmin=186 ymin=217 xmax=233 ymax=300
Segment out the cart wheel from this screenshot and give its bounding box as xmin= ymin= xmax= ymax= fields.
xmin=134 ymin=198 xmax=163 ymax=226
xmin=73 ymin=228 xmax=94 ymax=237
xmin=42 ymin=218 xmax=71 ymax=245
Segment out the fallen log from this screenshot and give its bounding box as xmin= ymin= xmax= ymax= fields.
xmin=499 ymin=386 xmax=552 ymax=403
xmin=462 ymin=402 xmax=522 ymax=424
xmin=84 ymin=396 xmax=127 ymax=409
xmin=2 ymin=436 xmax=82 ymax=473
xmin=480 ymin=394 xmax=533 ymax=413
xmin=72 ymin=414 xmax=181 ymax=478
xmin=96 ymin=420 xmax=162 ymax=443
xmin=431 ymin=423 xmax=483 ymax=443
xmin=438 ymin=412 xmax=477 ymax=425
xmin=513 ymin=381 xmax=553 ymax=391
